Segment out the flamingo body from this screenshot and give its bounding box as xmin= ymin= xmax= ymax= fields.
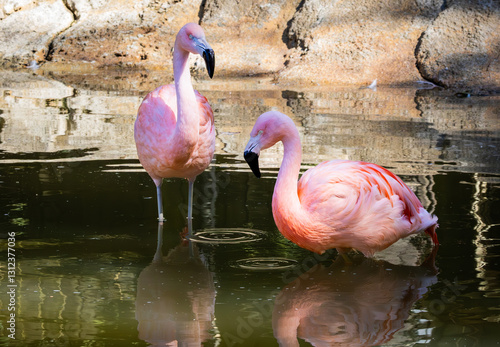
xmin=135 ymin=84 xmax=215 ymax=183
xmin=244 ymin=111 xmax=438 ymax=257
xmin=134 ymin=23 xmax=215 ymax=223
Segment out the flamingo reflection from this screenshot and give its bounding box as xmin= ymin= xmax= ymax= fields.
xmin=135 ymin=223 xmax=216 ymax=346
xmin=273 ymin=250 xmax=438 ymax=346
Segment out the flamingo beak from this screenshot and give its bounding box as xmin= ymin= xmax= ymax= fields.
xmin=244 ymin=150 xmax=261 ymax=178
xmin=203 ymin=48 xmax=215 ymax=79
xmin=193 ymin=37 xmax=215 ymax=79
xmin=244 ymin=134 xmax=262 ymax=178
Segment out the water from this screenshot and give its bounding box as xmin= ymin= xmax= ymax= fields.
xmin=0 ymin=70 xmax=499 ymax=346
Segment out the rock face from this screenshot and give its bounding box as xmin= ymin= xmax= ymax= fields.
xmin=200 ymin=0 xmax=301 ymax=76
xmin=278 ymin=0 xmax=443 ymax=85
xmin=0 ymin=0 xmax=74 ymax=65
xmin=415 ymin=0 xmax=500 ymax=91
xmin=48 ymin=0 xmax=203 ymax=71
xmin=0 ymin=0 xmax=498 ymax=91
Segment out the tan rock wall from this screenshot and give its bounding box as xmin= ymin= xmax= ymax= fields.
xmin=0 ymin=0 xmax=498 ymax=91
xmin=0 ymin=0 xmax=74 ymax=64
xmin=200 ymin=0 xmax=301 ymax=76
xmin=278 ymin=0 xmax=443 ymax=85
xmin=415 ymin=0 xmax=500 ymax=90
xmin=48 ymin=0 xmax=203 ymax=70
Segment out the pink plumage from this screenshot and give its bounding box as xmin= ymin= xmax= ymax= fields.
xmin=135 ymin=85 xmax=214 ymax=182
xmin=134 ymin=23 xmax=215 ymax=225
xmin=244 ymin=111 xmax=438 ymax=257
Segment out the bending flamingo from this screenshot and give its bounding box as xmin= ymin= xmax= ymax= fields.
xmin=244 ymin=111 xmax=438 ymax=257
xmin=134 ymin=23 xmax=215 ymax=228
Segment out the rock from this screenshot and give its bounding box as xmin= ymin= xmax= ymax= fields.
xmin=0 ymin=0 xmax=74 ymax=68
xmin=416 ymin=0 xmax=500 ymax=92
xmin=200 ymin=0 xmax=301 ymax=76
xmin=46 ymin=0 xmax=202 ymax=72
xmin=0 ymin=0 xmax=499 ymax=91
xmin=277 ymin=0 xmax=443 ymax=86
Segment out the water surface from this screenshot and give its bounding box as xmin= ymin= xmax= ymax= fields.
xmin=0 ymin=71 xmax=499 ymax=346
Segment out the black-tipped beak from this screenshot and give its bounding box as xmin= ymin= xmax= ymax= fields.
xmin=203 ymin=48 xmax=215 ymax=79
xmin=244 ymin=150 xmax=261 ymax=178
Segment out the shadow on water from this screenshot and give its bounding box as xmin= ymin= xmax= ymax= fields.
xmin=0 ymin=72 xmax=499 ymax=346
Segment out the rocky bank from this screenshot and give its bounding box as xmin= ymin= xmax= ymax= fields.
xmin=0 ymin=0 xmax=499 ymax=92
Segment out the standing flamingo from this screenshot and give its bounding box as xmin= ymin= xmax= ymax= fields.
xmin=134 ymin=23 xmax=215 ymax=229
xmin=244 ymin=111 xmax=438 ymax=257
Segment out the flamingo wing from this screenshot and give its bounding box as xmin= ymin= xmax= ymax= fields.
xmin=135 ymin=85 xmax=177 ymax=141
xmin=194 ymin=89 xmax=215 ymax=136
xmin=189 ymin=89 xmax=216 ymax=175
xmin=297 ymin=160 xmax=437 ymax=253
xmin=136 ymin=84 xmax=213 ymax=135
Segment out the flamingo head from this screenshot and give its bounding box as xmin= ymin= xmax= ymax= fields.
xmin=244 ymin=111 xmax=296 ymax=178
xmin=177 ymin=22 xmax=215 ymax=78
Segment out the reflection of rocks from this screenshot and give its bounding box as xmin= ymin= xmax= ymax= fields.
xmin=136 ymin=225 xmax=216 ymax=346
xmin=0 ymin=71 xmax=140 ymax=159
xmin=276 ymin=87 xmax=500 ymax=177
xmin=273 ymin=253 xmax=438 ymax=346
xmin=0 ymin=71 xmax=73 ymax=98
xmin=213 ymin=87 xmax=287 ymax=157
xmin=416 ymin=90 xmax=500 ymax=174
xmin=0 ymin=72 xmax=498 ymax=178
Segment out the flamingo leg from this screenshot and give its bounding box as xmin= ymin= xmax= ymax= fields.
xmin=336 ymin=248 xmax=353 ymax=264
xmin=187 ymin=178 xmax=195 ymax=239
xmin=156 ymin=181 xmax=165 ymax=222
xmin=153 ymin=222 xmax=164 ymax=263
xmin=340 ymin=253 xmax=353 ymax=265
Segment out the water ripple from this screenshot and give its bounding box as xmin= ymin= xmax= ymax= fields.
xmin=190 ymin=228 xmax=264 ymax=244
xmin=233 ymin=257 xmax=298 ymax=271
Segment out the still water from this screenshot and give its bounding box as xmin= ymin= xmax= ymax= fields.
xmin=0 ymin=70 xmax=499 ymax=346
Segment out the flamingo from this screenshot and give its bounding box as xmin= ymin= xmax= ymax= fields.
xmin=134 ymin=23 xmax=215 ymax=229
xmin=244 ymin=111 xmax=438 ymax=257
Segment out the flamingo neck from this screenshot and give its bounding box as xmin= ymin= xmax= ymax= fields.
xmin=272 ymin=131 xmax=309 ymax=242
xmin=274 ymin=135 xmax=302 ymax=202
xmin=172 ymin=42 xmax=198 ymax=151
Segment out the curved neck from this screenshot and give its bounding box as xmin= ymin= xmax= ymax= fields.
xmin=275 ymin=135 xmax=302 ymax=201
xmin=272 ymin=130 xmax=305 ymax=228
xmin=173 ymin=41 xmax=198 ymax=150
